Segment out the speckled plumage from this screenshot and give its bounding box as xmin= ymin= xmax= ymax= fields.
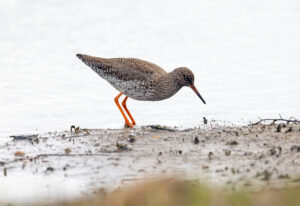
xmin=76 ymin=53 xmax=206 ymax=127
xmin=76 ymin=54 xmax=202 ymax=102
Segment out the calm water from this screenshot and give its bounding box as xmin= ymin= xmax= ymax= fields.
xmin=1 ymin=0 xmax=300 ymax=135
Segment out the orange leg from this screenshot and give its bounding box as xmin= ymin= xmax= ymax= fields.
xmin=114 ymin=92 xmax=134 ymax=128
xmin=122 ymin=96 xmax=136 ymax=126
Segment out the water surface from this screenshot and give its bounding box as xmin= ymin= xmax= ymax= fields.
xmin=0 ymin=0 xmax=299 ymax=135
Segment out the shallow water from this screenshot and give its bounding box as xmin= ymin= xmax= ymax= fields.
xmin=1 ymin=0 xmax=300 ymax=136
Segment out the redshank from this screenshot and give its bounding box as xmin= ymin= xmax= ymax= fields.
xmin=76 ymin=54 xmax=206 ymax=128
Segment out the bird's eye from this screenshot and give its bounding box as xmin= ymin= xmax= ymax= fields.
xmin=184 ymin=75 xmax=189 ymax=81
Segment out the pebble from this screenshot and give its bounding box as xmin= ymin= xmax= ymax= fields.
xmin=194 ymin=136 xmax=199 ymax=144
xmin=224 ymin=149 xmax=231 ymax=156
xmin=14 ymin=151 xmax=25 ymax=157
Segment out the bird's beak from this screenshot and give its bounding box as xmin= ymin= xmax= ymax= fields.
xmin=190 ymin=85 xmax=206 ymax=104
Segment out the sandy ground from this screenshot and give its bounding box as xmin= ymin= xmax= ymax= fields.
xmin=1 ymin=122 xmax=300 ymax=204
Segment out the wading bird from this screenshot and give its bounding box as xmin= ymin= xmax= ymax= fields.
xmin=77 ymin=54 xmax=206 ymax=128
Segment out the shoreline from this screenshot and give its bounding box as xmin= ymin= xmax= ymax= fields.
xmin=0 ymin=117 xmax=264 ymax=138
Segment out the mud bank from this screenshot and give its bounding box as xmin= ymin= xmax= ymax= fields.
xmin=1 ymin=123 xmax=300 ymax=204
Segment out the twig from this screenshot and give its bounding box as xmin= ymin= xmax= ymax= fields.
xmin=150 ymin=125 xmax=175 ymax=132
xmin=252 ymin=116 xmax=300 ymax=125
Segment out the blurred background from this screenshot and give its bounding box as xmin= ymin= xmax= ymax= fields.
xmin=1 ymin=0 xmax=300 ymax=136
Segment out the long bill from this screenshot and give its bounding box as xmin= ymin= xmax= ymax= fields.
xmin=190 ymin=85 xmax=206 ymax=104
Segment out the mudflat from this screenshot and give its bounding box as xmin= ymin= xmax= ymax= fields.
xmin=1 ymin=122 xmax=300 ymax=203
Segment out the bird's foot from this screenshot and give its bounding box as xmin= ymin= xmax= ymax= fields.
xmin=124 ymin=121 xmax=135 ymax=128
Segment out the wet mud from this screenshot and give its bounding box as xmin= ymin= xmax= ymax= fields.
xmin=1 ymin=122 xmax=300 ymax=203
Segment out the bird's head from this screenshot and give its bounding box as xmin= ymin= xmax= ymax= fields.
xmin=174 ymin=67 xmax=206 ymax=104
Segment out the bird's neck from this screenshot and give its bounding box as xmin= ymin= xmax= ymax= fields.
xmin=168 ymin=70 xmax=183 ymax=88
xmin=157 ymin=71 xmax=183 ymax=96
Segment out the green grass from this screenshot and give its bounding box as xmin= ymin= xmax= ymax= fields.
xmin=41 ymin=178 xmax=300 ymax=206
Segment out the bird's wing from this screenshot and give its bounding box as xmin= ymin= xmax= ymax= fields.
xmin=77 ymin=54 xmax=167 ymax=82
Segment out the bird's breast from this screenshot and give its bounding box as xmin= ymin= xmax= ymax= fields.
xmin=105 ymin=76 xmax=155 ymax=100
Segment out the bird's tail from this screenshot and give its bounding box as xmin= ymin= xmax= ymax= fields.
xmin=76 ymin=54 xmax=97 ymax=67
xmin=76 ymin=54 xmax=112 ymax=75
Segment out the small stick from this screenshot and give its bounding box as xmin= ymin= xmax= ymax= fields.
xmin=251 ymin=116 xmax=300 ymax=125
